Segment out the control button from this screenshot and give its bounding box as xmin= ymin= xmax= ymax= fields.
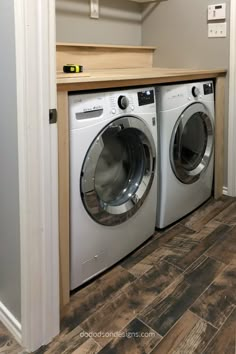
xmin=188 ymin=97 xmax=192 ymax=101
xmin=111 ymin=109 xmax=116 ymax=114
xmin=192 ymin=86 xmax=200 ymax=98
xmin=131 ymin=105 xmax=134 ymax=110
xmin=118 ymin=95 xmax=129 ymax=110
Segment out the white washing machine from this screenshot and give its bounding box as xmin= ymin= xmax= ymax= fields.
xmin=69 ymin=87 xmax=158 ymax=290
xmin=156 ymin=81 xmax=215 ymax=228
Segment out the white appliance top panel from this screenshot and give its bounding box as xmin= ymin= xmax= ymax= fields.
xmin=69 ymin=87 xmax=156 ymax=130
xmin=157 ymin=81 xmax=214 ymax=111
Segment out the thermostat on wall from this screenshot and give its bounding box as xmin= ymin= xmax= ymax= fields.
xmin=208 ymin=3 xmax=226 ymax=20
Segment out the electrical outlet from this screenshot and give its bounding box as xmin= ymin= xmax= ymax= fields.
xmin=208 ymin=22 xmax=227 ymax=37
xmin=90 ymin=0 xmax=99 ymax=19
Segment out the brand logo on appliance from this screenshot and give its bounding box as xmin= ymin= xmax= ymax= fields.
xmin=83 ymin=105 xmax=103 ymax=112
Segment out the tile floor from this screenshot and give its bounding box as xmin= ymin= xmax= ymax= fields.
xmin=1 ymin=196 xmax=236 ymax=354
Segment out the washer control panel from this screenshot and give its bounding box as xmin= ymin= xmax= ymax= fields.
xmin=203 ymin=82 xmax=214 ymax=95
xmin=192 ymin=86 xmax=200 ymax=98
xmin=118 ymin=95 xmax=129 ymax=110
xmin=138 ymin=89 xmax=155 ymax=106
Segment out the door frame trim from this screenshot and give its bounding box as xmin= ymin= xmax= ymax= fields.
xmin=14 ymin=0 xmax=59 ymax=351
xmin=228 ymin=0 xmax=236 ymax=196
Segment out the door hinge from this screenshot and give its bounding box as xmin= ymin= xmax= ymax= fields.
xmin=49 ymin=108 xmax=57 ymax=124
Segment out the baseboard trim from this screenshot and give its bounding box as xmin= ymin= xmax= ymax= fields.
xmin=223 ymin=186 xmax=228 ymax=195
xmin=0 ymin=301 xmax=22 ymax=344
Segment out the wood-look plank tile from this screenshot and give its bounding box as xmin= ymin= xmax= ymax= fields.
xmin=188 ymin=219 xmax=222 ymax=242
xmin=184 ymin=255 xmax=225 ymax=288
xmin=181 ymin=197 xmax=234 ymax=232
xmin=215 ymin=201 xmax=236 ymax=225
xmin=121 ymin=224 xmax=194 ymax=271
xmin=190 ymin=264 xmax=236 ymax=328
xmin=207 ymin=226 xmax=236 ymax=264
xmin=202 ymin=308 xmax=236 ymax=354
xmin=150 ymin=310 xmax=216 ymax=354
xmin=34 ymin=326 xmax=101 ymax=354
xmin=80 ymin=261 xmax=181 ymax=346
xmin=0 ymin=322 xmax=22 ymax=354
xmin=71 ymin=339 xmax=101 ymax=354
xmin=61 ymin=265 xmax=136 ymax=331
xmin=139 ymin=256 xmax=225 ymax=336
xmin=166 ymin=224 xmax=231 ymax=270
xmin=134 ymin=220 xmax=223 ymax=274
xmin=128 ymin=247 xmax=183 ymax=278
xmin=98 ymin=318 xmax=161 ymax=354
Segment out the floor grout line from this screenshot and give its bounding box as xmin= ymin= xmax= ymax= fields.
xmin=188 ymin=309 xmax=219 ymax=330
xmin=136 ymin=317 xmax=163 ymax=338
xmin=199 ymin=305 xmax=236 ymax=354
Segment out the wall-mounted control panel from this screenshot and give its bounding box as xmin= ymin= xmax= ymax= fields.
xmin=208 ymin=3 xmax=226 ymax=20
xmin=207 ymin=3 xmax=226 ymax=38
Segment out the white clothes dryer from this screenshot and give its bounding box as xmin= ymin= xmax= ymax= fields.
xmin=156 ymin=81 xmax=215 ymax=228
xmin=69 ymin=87 xmax=158 ymax=290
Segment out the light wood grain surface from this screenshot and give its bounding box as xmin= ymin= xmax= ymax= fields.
xmin=56 ymin=46 xmax=155 ymax=71
xmin=57 ymin=42 xmax=156 ymax=50
xmin=57 ymin=67 xmax=226 ymax=86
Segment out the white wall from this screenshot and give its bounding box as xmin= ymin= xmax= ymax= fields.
xmin=56 ymin=0 xmax=142 ymax=45
xmin=0 ymin=0 xmax=21 ymax=322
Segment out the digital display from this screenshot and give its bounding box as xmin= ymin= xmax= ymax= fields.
xmin=203 ymin=83 xmax=213 ymax=95
xmin=138 ymin=90 xmax=154 ymax=106
xmin=215 ymin=5 xmax=222 ymax=9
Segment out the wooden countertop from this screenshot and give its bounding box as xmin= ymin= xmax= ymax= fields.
xmin=57 ymin=67 xmax=226 ymax=91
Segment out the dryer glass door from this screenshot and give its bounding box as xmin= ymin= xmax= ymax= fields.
xmin=81 ymin=116 xmax=156 ymax=226
xmin=170 ymin=103 xmax=214 ymax=184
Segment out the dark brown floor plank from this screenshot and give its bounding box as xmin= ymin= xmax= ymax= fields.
xmin=207 ymin=225 xmax=236 ymax=264
xmin=0 ymin=322 xmax=22 ymax=354
xmin=121 ymin=224 xmax=194 ymax=271
xmin=129 ymin=220 xmax=228 ymax=277
xmin=97 ymin=318 xmax=161 ymax=354
xmin=150 ymin=310 xmax=216 ymax=354
xmin=139 ymin=256 xmax=225 ymax=336
xmin=202 ymin=308 xmax=236 ymax=354
xmin=190 ymin=264 xmax=236 ymax=328
xmin=181 ymin=197 xmax=234 ymax=232
xmin=165 ymin=224 xmax=231 ymax=270
xmin=61 ymin=265 xmax=136 ymax=331
xmin=187 ymin=219 xmax=222 ymax=242
xmin=127 ymin=247 xmax=184 ymax=278
xmin=71 ymin=339 xmax=100 ymax=354
xmin=34 ymin=326 xmax=101 ymax=354
xmin=215 ymin=201 xmax=236 ymax=225
xmin=80 ymin=261 xmax=181 ymax=346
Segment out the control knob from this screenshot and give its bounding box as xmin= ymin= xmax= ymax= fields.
xmin=192 ymin=86 xmax=200 ymax=98
xmin=118 ymin=95 xmax=129 ymax=110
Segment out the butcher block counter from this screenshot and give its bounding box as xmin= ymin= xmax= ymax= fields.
xmin=56 ymin=43 xmax=227 ymax=310
xmin=57 ymin=67 xmax=226 ymax=90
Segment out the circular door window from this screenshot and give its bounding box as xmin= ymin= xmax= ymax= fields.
xmin=170 ymin=103 xmax=214 ymax=184
xmin=81 ymin=116 xmax=156 ymax=226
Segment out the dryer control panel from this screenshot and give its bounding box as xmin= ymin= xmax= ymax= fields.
xmin=138 ymin=89 xmax=155 ymax=106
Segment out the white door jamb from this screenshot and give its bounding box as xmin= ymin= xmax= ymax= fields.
xmin=228 ymin=0 xmax=236 ymax=196
xmin=14 ymin=0 xmax=60 ymax=351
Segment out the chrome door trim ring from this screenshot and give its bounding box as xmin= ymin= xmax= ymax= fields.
xmin=81 ymin=115 xmax=156 ymax=226
xmin=170 ymin=103 xmax=214 ymax=184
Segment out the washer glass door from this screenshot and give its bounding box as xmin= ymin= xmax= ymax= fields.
xmin=81 ymin=116 xmax=156 ymax=226
xmin=170 ymin=103 xmax=214 ymax=184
